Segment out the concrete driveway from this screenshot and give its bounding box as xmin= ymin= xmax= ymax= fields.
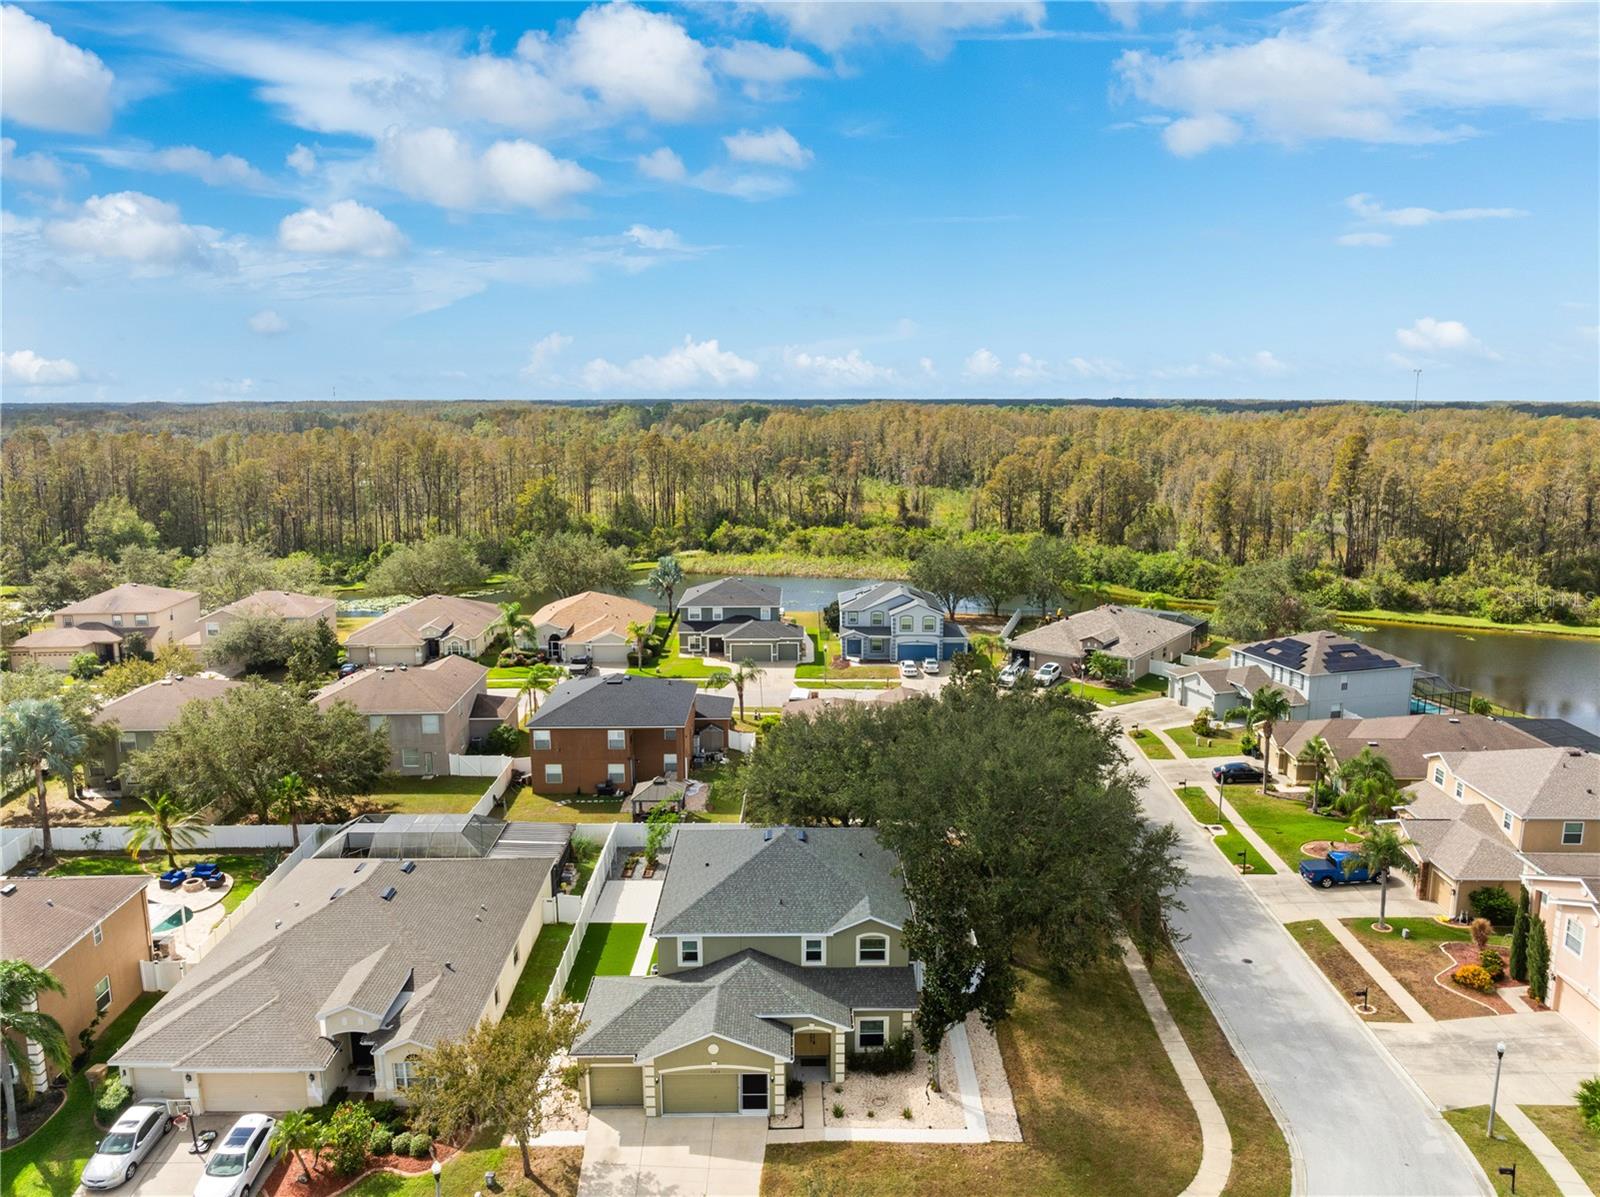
xmin=577 ymin=1109 xmax=765 ymax=1197
xmin=82 ymin=1114 xmax=235 ymax=1197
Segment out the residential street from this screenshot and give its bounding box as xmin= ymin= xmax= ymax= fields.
xmin=1115 ymin=707 xmax=1493 ymax=1196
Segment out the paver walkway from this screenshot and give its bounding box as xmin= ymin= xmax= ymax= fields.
xmin=1123 ymin=945 xmax=1232 ymax=1197
xmin=1500 ymin=1104 xmax=1597 ymax=1197
xmin=1319 ymin=916 xmax=1435 ymax=1023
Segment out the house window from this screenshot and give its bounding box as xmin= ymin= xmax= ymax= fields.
xmin=802 ymin=937 xmax=824 ymax=965
xmin=1432 ymin=766 xmax=1445 ymax=786
xmin=607 ymin=729 xmax=626 ymax=750
xmin=92 ymin=922 xmax=104 ymax=946
xmin=120 ymin=734 xmax=138 ymax=755
xmin=923 ymin=615 xmax=936 ymax=632
xmin=368 ymin=716 xmax=386 ymax=734
xmin=868 ymin=638 xmax=887 ymax=655
xmin=711 ymin=607 xmax=723 ymax=622
xmin=112 ymin=614 xmax=124 ymax=627
xmin=607 ymin=763 xmax=627 ymax=785
xmin=1454 ymin=781 xmax=1464 ymax=799
xmin=856 ymin=1018 xmax=887 ymax=1050
xmin=898 ymin=615 xmax=911 ymax=631
xmin=134 ymin=614 xmax=148 ymax=626
xmin=1340 ymin=680 xmax=1348 ymax=690
xmin=401 ymin=748 xmax=421 ymax=769
xmin=94 ymin=976 xmax=112 ymax=1015
xmin=844 ymin=611 xmax=858 ymax=626
xmin=663 ymin=754 xmax=678 ymax=779
xmin=870 ymin=611 xmax=884 ymax=626
xmin=420 ymin=715 xmax=441 ymax=735
xmin=857 ymin=934 xmax=889 ymax=965
xmin=1565 ymin=917 xmax=1585 ymax=956
xmin=393 ymin=1059 xmax=418 ymax=1090
xmin=663 ymin=728 xmax=676 ymax=742
xmin=206 ymin=622 xmax=220 ymax=637
xmin=1563 ymin=822 xmax=1584 ymax=845
xmin=532 ymin=729 xmax=551 ymax=750
xmin=1501 ymin=809 xmax=1512 ymax=832
xmin=544 ymin=764 xmax=563 ymax=786
xmin=679 ymin=937 xmax=701 ymax=967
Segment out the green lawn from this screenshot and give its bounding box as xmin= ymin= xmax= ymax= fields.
xmin=360 ymin=774 xmax=493 ymax=814
xmin=1222 ymin=785 xmax=1352 ymax=866
xmin=1128 ymin=728 xmax=1174 ymax=760
xmin=690 ymin=757 xmax=744 ymax=823
xmin=1164 ymin=725 xmax=1246 ymax=758
xmin=501 ymin=786 xmax=627 ymax=824
xmin=341 ymin=1138 xmax=581 ymax=1197
xmin=0 ymin=993 xmax=161 ymax=1197
xmin=1443 ymin=1107 xmax=1561 ymax=1197
xmin=1521 ymin=1106 xmax=1600 ymax=1192
xmin=563 ymin=923 xmax=646 ymax=1002
xmin=46 ymin=851 xmax=272 ymax=914
xmin=504 ymin=922 xmax=576 ymax=1018
xmin=1173 ymin=786 xmax=1276 ymax=875
xmin=1067 ymin=674 xmax=1168 ymax=706
xmin=1345 ymin=917 xmax=1509 ymax=948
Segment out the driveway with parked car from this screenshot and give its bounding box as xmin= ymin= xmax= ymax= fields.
xmin=79 ymin=1113 xmax=238 ymax=1197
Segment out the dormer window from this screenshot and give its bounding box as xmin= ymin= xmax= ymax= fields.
xmin=1432 ymin=766 xmax=1444 ymax=786
xmin=856 ymin=934 xmax=889 ymax=965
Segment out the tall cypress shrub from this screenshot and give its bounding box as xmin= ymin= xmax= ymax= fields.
xmin=1509 ymin=886 xmax=1530 ymax=983
xmin=1526 ymin=918 xmax=1551 ymax=1004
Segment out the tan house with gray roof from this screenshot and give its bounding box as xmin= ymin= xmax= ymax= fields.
xmin=89 ymin=674 xmax=242 ymax=790
xmin=1273 ymin=714 xmax=1543 ymax=786
xmin=1007 ymin=604 xmax=1202 ymax=680
xmin=530 ymin=591 xmax=656 ymax=666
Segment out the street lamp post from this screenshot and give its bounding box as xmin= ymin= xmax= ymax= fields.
xmin=432 ymin=1159 xmax=443 ymax=1197
xmin=1486 ymin=1042 xmax=1507 ymax=1138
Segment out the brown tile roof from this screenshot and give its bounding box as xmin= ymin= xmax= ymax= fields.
xmin=314 ymin=655 xmax=486 ymax=715
xmin=12 ymin=626 xmax=124 ymax=649
xmin=530 ymin=591 xmax=655 ymax=644
xmin=57 ymin=583 xmax=197 ymax=615
xmin=0 ymin=875 xmax=150 ymax=968
xmin=343 ymin=594 xmax=501 ymax=648
xmin=210 ymin=590 xmax=334 ymax=620
xmin=91 ymin=675 xmax=241 ymax=732
xmin=1279 ymin=715 xmax=1543 ymax=781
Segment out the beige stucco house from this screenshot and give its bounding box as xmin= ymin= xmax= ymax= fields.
xmin=89 ymin=675 xmax=241 ymax=790
xmin=1007 ymin=604 xmax=1202 ymax=681
xmin=1273 ymin=714 xmax=1543 ymax=786
xmin=10 ymin=583 xmax=201 ymax=670
xmin=342 ymin=594 xmax=502 ymax=667
xmin=183 ymin=589 xmax=336 ymax=669
xmin=530 ymin=591 xmax=657 ymax=667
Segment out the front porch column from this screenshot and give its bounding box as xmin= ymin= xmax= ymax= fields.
xmin=772 ymin=1062 xmax=785 ymax=1117
xmin=642 ymin=1064 xmax=658 ymax=1117
xmin=832 ymin=1032 xmax=846 ymax=1084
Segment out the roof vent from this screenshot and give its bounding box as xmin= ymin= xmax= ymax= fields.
xmin=444 ymin=962 xmax=455 ymax=972
xmin=401 ymin=860 xmax=416 ymax=874
xmin=274 ymin=919 xmax=282 ymax=929
xmin=380 ymin=887 xmax=397 ymax=902
xmin=763 ymin=828 xmax=773 ymax=841
xmin=329 ymin=887 xmax=345 ymax=901
xmin=797 ymin=828 xmax=807 ymax=843
xmin=45 ymin=898 xmax=54 ymax=907
xmin=604 ymin=675 xmax=625 ymax=685
xmin=0 ymin=884 xmax=15 ymax=897
xmin=353 ymin=862 xmax=367 ymax=873
xmin=1367 ymin=742 xmax=1379 ymax=747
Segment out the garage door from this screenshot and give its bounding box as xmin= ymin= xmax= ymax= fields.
xmin=899 ymin=643 xmax=935 ymax=661
xmin=777 ymin=642 xmax=801 ymax=661
xmin=661 ymin=1072 xmax=738 ymax=1114
xmin=588 ymin=1067 xmax=645 ymax=1107
xmin=199 ymin=1072 xmax=308 ymax=1112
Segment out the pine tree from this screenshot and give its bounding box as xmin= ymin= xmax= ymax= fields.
xmin=1509 ymin=886 xmax=1530 ymax=983
xmin=1526 ymin=918 xmax=1551 ymax=1004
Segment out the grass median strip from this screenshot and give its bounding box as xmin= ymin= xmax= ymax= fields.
xmin=563 ymin=923 xmax=646 ymax=1003
xmin=1342 ymin=918 xmax=1507 ymax=1020
xmin=1284 ymin=920 xmax=1406 ymax=1022
xmin=1442 ymin=1107 xmax=1562 ymax=1197
xmin=1520 ymin=1106 xmax=1600 ymax=1192
xmin=1128 ymin=728 xmax=1174 ymax=760
xmin=1164 ymin=725 xmax=1245 ymax=759
xmin=1173 ymin=786 xmax=1276 ymax=876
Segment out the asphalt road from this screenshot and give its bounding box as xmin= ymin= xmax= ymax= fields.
xmin=1122 ymin=736 xmax=1492 ymax=1197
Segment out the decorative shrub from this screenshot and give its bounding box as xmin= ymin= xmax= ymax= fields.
xmin=1467 ymin=887 xmax=1517 ymax=927
xmin=365 ymin=1100 xmax=401 ymax=1127
xmin=368 ymin=1127 xmax=393 ymax=1157
xmin=901 ymin=1108 xmax=913 ymax=1121
xmin=1576 ymin=1077 xmax=1600 ymax=1123
xmin=846 ymin=1032 xmax=915 ymax=1076
xmin=1190 ymin=712 xmax=1213 ymax=737
xmin=785 ymin=1077 xmax=804 ymax=1100
xmin=1470 ymin=918 xmax=1493 ymax=951
xmin=1451 ymin=964 xmax=1495 ymax=994
xmin=323 ymin=1102 xmax=377 ymax=1175
xmin=94 ymin=1075 xmax=131 ymax=1119
xmin=831 ymin=1103 xmax=845 ymax=1120
xmin=407 ymin=1133 xmax=432 ymax=1160
xmin=1479 ymin=948 xmax=1506 ymax=981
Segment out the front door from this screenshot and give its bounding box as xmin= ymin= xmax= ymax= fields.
xmin=793 ymin=1031 xmax=829 ymax=1066
xmin=739 ymin=1073 xmax=768 ymax=1112
xmin=422 ymin=751 xmax=434 ymax=774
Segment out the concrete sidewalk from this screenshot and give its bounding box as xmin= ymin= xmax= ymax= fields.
xmin=1319 ymin=916 xmax=1435 ymax=1023
xmin=1499 ymin=1105 xmax=1597 ymax=1197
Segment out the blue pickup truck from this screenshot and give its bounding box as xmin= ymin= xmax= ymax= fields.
xmin=1298 ymin=849 xmax=1380 ymax=889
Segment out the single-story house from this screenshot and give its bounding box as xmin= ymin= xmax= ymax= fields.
xmin=314 ymin=656 xmax=515 ymax=775
xmin=1273 ymin=714 xmax=1544 ymax=786
xmin=1006 ymin=604 xmax=1201 ymax=680
xmin=573 ymin=826 xmax=919 ymax=1118
xmin=530 ymin=591 xmax=657 ymax=667
xmin=0 ymin=876 xmax=152 ymax=1085
xmin=1167 ymin=630 xmax=1417 ymax=722
xmin=111 ymin=852 xmax=558 ymax=1113
xmin=343 ymin=594 xmax=503 ymax=667
xmin=90 ymin=674 xmax=242 ymax=790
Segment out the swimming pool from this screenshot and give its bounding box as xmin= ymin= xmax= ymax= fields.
xmin=149 ymin=904 xmax=190 ymax=935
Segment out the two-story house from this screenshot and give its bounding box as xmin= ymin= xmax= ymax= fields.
xmin=573 ymin=826 xmax=919 ymax=1118
xmin=183 ymin=589 xmax=337 ymax=670
xmin=837 ymin=582 xmax=968 ymax=663
xmin=10 ymin=583 xmax=201 ymax=670
xmin=90 ymin=674 xmax=242 ymax=790
xmin=525 ymin=674 xmax=733 ymax=794
xmin=313 ymin=656 xmax=515 ymax=775
xmin=1522 ymin=859 xmax=1599 ymax=1046
xmin=1397 ymin=747 xmax=1599 ymax=917
xmin=0 ymin=876 xmax=152 ymax=1086
xmin=677 ymin=578 xmax=808 ymax=663
xmin=342 ymin=594 xmax=502 ymax=667
xmin=1272 ymin=714 xmax=1543 ymax=786
xmin=1167 ymin=629 xmax=1418 ymax=721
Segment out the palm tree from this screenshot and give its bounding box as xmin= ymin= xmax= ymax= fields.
xmin=1297 ymin=735 xmax=1335 ymax=810
xmin=1 ymin=960 xmax=71 ymax=1142
xmin=1340 ymin=773 xmax=1403 ymax=828
xmin=728 ymin=659 xmax=761 ymax=723
xmin=269 ymin=772 xmax=310 ymax=847
xmin=1245 ymin=686 xmax=1293 ymax=796
xmin=626 ymin=619 xmax=654 ymax=669
xmin=125 ymin=791 xmax=203 ymax=869
xmin=516 ymin=663 xmax=562 ymax=720
xmin=270 ymin=1108 xmax=320 ymax=1181
xmin=645 ymin=555 xmax=685 ymax=617
xmin=1345 ymin=825 xmax=1418 ymax=932
xmin=492 ymin=602 xmax=532 ymax=652
xmin=0 ymin=698 xmax=87 ymax=859
xmin=1337 ymin=746 xmax=1396 ymax=794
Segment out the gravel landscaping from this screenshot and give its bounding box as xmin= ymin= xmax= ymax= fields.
xmin=823 ymin=1037 xmax=966 ymax=1129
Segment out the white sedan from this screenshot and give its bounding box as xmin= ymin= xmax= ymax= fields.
xmin=1033 ymin=661 xmax=1063 ymax=686
xmin=997 ymin=662 xmax=1023 ymax=688
xmin=898 ymin=660 xmax=921 ymax=679
xmin=194 ymin=1114 xmax=277 ymax=1197
xmin=82 ymin=1103 xmax=171 ymax=1189
xmin=921 ymin=658 xmax=941 ymax=675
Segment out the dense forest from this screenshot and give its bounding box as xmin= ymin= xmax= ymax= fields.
xmin=3 ymin=400 xmax=1598 ymax=623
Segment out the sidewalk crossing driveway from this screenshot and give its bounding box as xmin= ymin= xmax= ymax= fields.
xmin=577 ymin=1109 xmax=765 ymax=1197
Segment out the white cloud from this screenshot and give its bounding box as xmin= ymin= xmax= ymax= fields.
xmin=1 ymin=137 xmax=76 ymax=189
xmin=1 ymin=5 xmax=115 ymax=134
xmin=625 ymin=225 xmax=683 ymax=251
xmin=1010 ymin=352 xmax=1052 ymax=381
xmin=581 ymin=336 xmax=759 ymax=392
xmin=558 ymin=1 xmax=715 ymax=120
xmin=286 ymin=145 xmax=317 ymax=176
xmin=248 ymin=308 xmax=289 ymax=335
xmin=782 ymin=347 xmax=896 ymax=386
xmin=379 ymin=127 xmax=597 ymax=213
xmin=1395 ymin=317 xmax=1496 ymax=358
xmin=1250 ymin=350 xmax=1290 ymax=377
xmin=46 ymin=191 xmax=230 ymax=270
xmin=1336 ymin=232 xmax=1393 ymax=248
xmin=1151 ymin=350 xmax=1288 ymax=379
xmin=637 ymin=147 xmax=688 ymax=183
xmin=89 ymin=145 xmax=270 ymax=190
xmin=1344 ymin=193 xmax=1527 ymax=227
xmin=963 ymin=348 xmax=1002 ymax=377
xmin=919 ymin=356 xmax=938 ymax=377
xmin=1116 ymin=2 xmax=1599 ymax=154
xmin=723 ymin=127 xmax=814 ymax=169
xmin=2 ymin=348 xmax=81 ymax=386
xmin=713 ymin=40 xmax=826 ymax=97
xmin=278 ymin=200 xmax=406 ymax=257
xmin=1066 ymin=356 xmax=1130 ymax=381
xmin=637 ymin=145 xmax=793 ymax=202
xmin=753 ymin=2 xmax=1046 ymax=56
xmin=521 ymin=332 xmax=572 ymax=378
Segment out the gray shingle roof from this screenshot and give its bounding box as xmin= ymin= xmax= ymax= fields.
xmin=1401 ymin=803 xmax=1524 ymax=882
xmin=574 ymin=950 xmax=918 ymax=1060
xmin=0 ymin=875 xmax=150 ymax=969
xmin=92 ymin=675 xmax=242 ymax=732
xmin=112 ymin=856 xmax=553 ymax=1072
xmin=693 ymin=693 xmax=735 ymax=722
xmin=680 ymin=577 xmax=781 ymax=609
xmin=652 ymin=827 xmax=908 ymax=937
xmin=1008 ymin=604 xmax=1192 ymax=661
xmin=708 ymin=619 xmax=807 ymax=642
xmin=529 ymin=674 xmax=701 ymax=729
xmin=1439 ymin=748 xmax=1600 ymax=820
xmin=839 ymin=581 xmax=940 ymax=612
xmin=315 ymin=654 xmax=485 ymax=715
xmin=57 ymin=583 xmax=198 ymax=615
xmin=210 ymin=590 xmax=333 ymax=620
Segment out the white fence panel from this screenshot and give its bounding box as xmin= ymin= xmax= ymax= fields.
xmin=554 ymin=893 xmax=584 ymax=923
xmin=140 ymin=959 xmax=186 ymax=992
xmin=544 ymin=822 xmax=620 ymax=1008
xmin=47 ymin=824 xmax=327 ymax=853
xmin=729 ymin=730 xmax=756 ymax=753
xmin=447 ymin=754 xmax=511 ymax=778
xmin=1 ymin=828 xmax=41 ymax=872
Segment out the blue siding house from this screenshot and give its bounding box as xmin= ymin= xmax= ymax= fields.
xmin=838 ymin=583 xmax=969 ymax=662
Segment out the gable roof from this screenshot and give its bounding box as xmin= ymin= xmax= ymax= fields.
xmin=529 ymin=591 xmax=655 ymax=644
xmin=1400 ymin=803 xmax=1525 ymax=882
xmin=112 ymin=856 xmax=552 ymax=1073
xmin=12 ymin=626 xmax=125 ymax=649
xmin=1165 ymin=661 xmax=1306 ymax=705
xmin=708 ymin=619 xmax=807 ymax=642
xmin=92 ymin=675 xmax=241 ymax=732
xmin=528 ymin=674 xmax=702 ymax=730
xmin=313 ymin=655 xmax=485 ymax=715
xmin=575 ymin=951 xmax=918 ymax=1061
xmin=1008 ymin=604 xmax=1192 ymax=661
xmin=0 ymin=875 xmax=150 ymax=969
xmin=210 ymin=590 xmax=333 ymax=620
xmin=1236 ymin=630 xmax=1415 ymax=677
xmin=838 ymin=581 xmax=941 ymax=612
xmin=680 ymin=577 xmax=780 ymax=609
xmin=1436 ymin=748 xmax=1600 ymax=820
xmin=343 ymin=594 xmax=501 ymax=648
xmin=652 ymin=826 xmax=908 ymax=937
xmin=1277 ymin=715 xmax=1543 ymax=780
xmin=57 ymin=583 xmax=198 ymax=616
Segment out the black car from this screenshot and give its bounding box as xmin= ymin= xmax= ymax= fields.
xmin=1212 ymin=761 xmax=1264 ymax=784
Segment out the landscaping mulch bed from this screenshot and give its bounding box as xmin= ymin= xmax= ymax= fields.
xmin=262 ymin=1145 xmax=458 ymax=1197
xmin=1437 ymin=943 xmax=1515 ymax=1015
xmin=1 ymin=1084 xmax=66 ymax=1143
xmin=1346 ymin=922 xmax=1496 ymax=1020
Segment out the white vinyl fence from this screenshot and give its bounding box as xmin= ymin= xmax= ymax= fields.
xmin=543 ymin=822 xmax=625 ymax=1008
xmin=1 ymin=823 xmax=332 ymax=871
xmin=442 ymin=755 xmax=516 ymax=817
xmin=729 ymin=730 xmax=756 ymax=753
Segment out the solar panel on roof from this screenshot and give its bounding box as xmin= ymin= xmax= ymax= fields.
xmin=1321 ymin=643 xmax=1399 ymax=672
xmin=1247 ymin=638 xmax=1308 ymax=669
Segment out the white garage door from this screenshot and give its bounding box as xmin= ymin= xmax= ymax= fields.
xmin=199 ymin=1072 xmax=309 ymax=1112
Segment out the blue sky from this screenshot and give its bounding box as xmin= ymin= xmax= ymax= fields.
xmin=2 ymin=1 xmax=1596 ymax=403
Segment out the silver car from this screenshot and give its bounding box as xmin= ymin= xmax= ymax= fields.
xmin=82 ymin=1102 xmax=171 ymax=1189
